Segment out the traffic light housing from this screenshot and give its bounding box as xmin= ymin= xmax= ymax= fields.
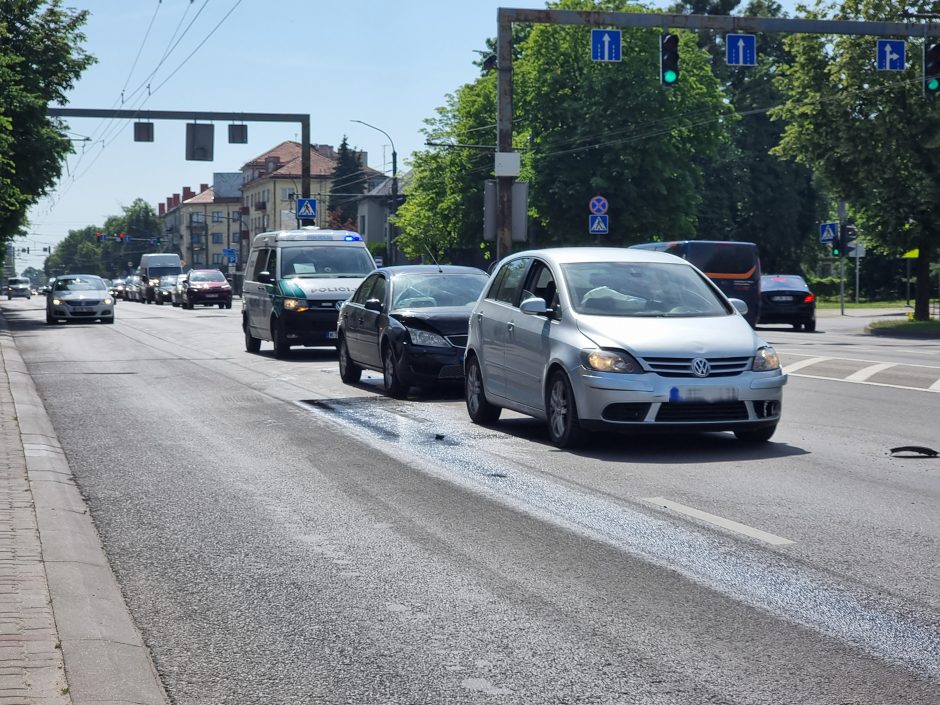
xmin=118 ymin=232 xmax=125 ymax=242
xmin=925 ymin=42 xmax=940 ymax=96
xmin=660 ymin=33 xmax=679 ymax=86
xmin=96 ymin=232 xmax=102 ymax=242
xmin=831 ymin=231 xmax=844 ymax=257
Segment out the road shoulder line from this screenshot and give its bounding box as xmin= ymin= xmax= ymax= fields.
xmin=644 ymin=497 xmax=795 ymax=546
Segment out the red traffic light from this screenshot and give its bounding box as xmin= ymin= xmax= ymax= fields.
xmin=118 ymin=232 xmax=125 ymax=241
xmin=95 ymin=232 xmax=102 ymax=242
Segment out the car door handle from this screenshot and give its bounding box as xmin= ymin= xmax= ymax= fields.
xmin=506 ymin=321 xmax=514 ymax=333
xmin=476 ymin=313 xmax=483 ymax=323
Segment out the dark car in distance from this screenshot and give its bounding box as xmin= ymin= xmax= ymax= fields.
xmin=759 ymin=274 xmax=816 ymax=331
xmin=337 ymin=265 xmax=489 ymax=397
xmin=180 ymin=269 xmax=233 ymax=309
xmin=154 ymin=275 xmax=178 ymax=305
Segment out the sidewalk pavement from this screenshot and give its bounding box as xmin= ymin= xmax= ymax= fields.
xmin=0 ymin=311 xmax=167 ymax=705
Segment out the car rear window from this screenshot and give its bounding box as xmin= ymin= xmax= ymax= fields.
xmin=762 ymin=275 xmax=808 ymax=291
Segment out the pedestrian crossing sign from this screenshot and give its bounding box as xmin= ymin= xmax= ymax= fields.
xmin=296 ymin=198 xmax=317 ymax=219
xmin=589 ymin=214 xmax=609 ymax=234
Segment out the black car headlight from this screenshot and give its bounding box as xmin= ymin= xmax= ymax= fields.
xmin=406 ymin=327 xmax=449 ymax=347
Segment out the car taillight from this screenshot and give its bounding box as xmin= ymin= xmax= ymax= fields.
xmin=803 ymin=293 xmax=815 ymax=303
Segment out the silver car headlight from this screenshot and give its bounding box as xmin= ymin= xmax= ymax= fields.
xmin=582 ymin=349 xmax=644 ymax=373
xmin=52 ymin=298 xmax=63 ymax=306
xmin=407 ymin=328 xmax=449 ymax=347
xmin=752 ymin=346 xmax=781 ymax=371
xmin=103 ymin=297 xmax=113 ymax=305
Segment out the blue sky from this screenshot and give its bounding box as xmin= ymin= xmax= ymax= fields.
xmin=19 ymin=0 xmax=801 ymax=266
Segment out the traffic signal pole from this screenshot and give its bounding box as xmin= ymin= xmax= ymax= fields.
xmin=494 ymin=9 xmax=940 ymax=260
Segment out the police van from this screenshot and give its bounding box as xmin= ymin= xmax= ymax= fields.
xmin=242 ymin=228 xmax=376 ymax=357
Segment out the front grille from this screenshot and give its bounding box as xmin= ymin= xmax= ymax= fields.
xmin=656 ymin=402 xmax=749 ymax=422
xmin=603 ymin=403 xmax=651 ymax=422
xmin=445 ymin=334 xmax=468 ymax=348
xmin=69 ymin=310 xmax=97 ymax=317
xmin=643 ymin=356 xmax=751 ymax=378
xmin=66 ymin=300 xmax=100 ymax=307
xmin=437 ymin=364 xmax=464 ymax=379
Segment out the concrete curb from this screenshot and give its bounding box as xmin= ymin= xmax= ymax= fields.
xmin=0 ymin=312 xmax=169 ymax=705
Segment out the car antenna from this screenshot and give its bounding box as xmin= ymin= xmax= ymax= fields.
xmin=424 ymin=243 xmax=443 ymax=273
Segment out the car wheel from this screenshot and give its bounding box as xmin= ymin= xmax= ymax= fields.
xmin=546 ymin=370 xmax=587 ymax=449
xmin=792 ymin=321 xmax=801 ymax=330
xmin=225 ymin=302 xmax=232 ymax=310
xmin=185 ymin=301 xmax=194 ymax=310
xmin=804 ymin=319 xmax=816 ymax=332
xmin=465 ymin=356 xmax=501 ymax=424
xmin=271 ymin=318 xmax=290 ymax=359
xmin=338 ymin=335 xmax=362 ymax=383
xmin=172 ymin=302 xmax=179 ymax=307
xmin=244 ymin=319 xmax=261 ymax=353
xmin=382 ymin=344 xmax=406 ymax=398
xmin=102 ymin=317 xmax=115 ymax=324
xmin=45 ymin=310 xmax=56 ymax=325
xmin=156 ymin=298 xmax=163 ymax=305
xmin=734 ymin=425 xmax=777 ymax=443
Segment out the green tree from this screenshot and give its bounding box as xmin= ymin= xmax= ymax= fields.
xmin=43 ymin=199 xmax=161 ymax=278
xmin=21 ymin=265 xmax=43 ymax=286
xmin=0 ymin=1 xmax=95 ymax=243
xmin=771 ymin=0 xmax=939 ymax=320
xmin=670 ymin=0 xmax=824 ymax=273
xmin=327 ymin=136 xmax=366 ymax=228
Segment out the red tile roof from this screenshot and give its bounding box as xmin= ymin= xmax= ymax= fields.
xmin=242 ymin=140 xmax=379 ymax=182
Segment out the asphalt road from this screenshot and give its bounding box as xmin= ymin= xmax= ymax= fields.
xmin=2 ymin=297 xmax=938 ymax=704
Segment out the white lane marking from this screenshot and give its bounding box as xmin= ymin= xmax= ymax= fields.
xmin=791 ymin=373 xmax=940 ymax=394
xmin=845 ymin=362 xmax=897 ymax=382
xmin=775 ymin=351 xmax=940 ymax=371
xmin=644 ymin=497 xmax=795 ymax=546
xmin=783 ymin=356 xmax=829 ymax=373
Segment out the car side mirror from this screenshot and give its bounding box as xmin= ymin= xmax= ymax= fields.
xmin=729 ymin=298 xmax=748 ymax=316
xmin=257 ymin=271 xmax=272 ymax=284
xmin=365 ymin=298 xmax=383 ymax=313
xmin=520 ymin=296 xmax=550 ymax=316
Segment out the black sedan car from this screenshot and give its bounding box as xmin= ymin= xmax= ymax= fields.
xmin=337 ymin=265 xmax=489 ymax=397
xmin=759 ymin=274 xmax=816 ymax=331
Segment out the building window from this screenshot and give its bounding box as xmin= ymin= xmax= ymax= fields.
xmin=212 ymin=211 xmax=223 ymax=222
xmin=211 ymin=232 xmax=223 ymax=244
xmin=191 ymin=212 xmax=204 ymax=224
xmin=281 ymin=188 xmax=294 ymax=201
xmin=212 ymin=253 xmax=223 ymax=265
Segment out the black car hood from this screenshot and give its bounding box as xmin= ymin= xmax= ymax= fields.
xmin=390 ymin=306 xmax=473 ymax=336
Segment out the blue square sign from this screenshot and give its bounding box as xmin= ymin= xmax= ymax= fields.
xmin=296 ymin=197 xmax=317 ymax=219
xmin=876 ymin=39 xmax=905 ymax=71
xmin=591 ymin=30 xmax=621 ymax=62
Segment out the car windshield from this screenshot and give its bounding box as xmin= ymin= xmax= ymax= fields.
xmin=54 ymin=277 xmax=106 ymax=292
xmin=189 ymin=270 xmax=227 ymax=282
xmin=281 ymin=246 xmax=374 ymax=278
xmin=762 ymin=275 xmax=808 ymax=291
xmin=8 ymin=278 xmax=29 ymax=286
xmin=159 ymin=275 xmax=177 ymax=285
xmin=391 ymin=273 xmax=488 ymax=310
xmin=562 ymin=261 xmax=729 ymax=317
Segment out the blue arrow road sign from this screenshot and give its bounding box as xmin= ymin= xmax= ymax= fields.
xmin=726 ymin=34 xmax=757 ymax=66
xmin=876 ymin=39 xmax=905 ymax=71
xmin=591 ymin=29 xmax=621 ymax=62
xmin=296 ymin=197 xmax=317 ymax=219
xmin=589 ymin=215 xmax=609 ymax=235
xmin=819 ymin=222 xmax=838 ymax=243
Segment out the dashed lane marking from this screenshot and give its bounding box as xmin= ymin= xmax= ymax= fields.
xmin=782 ymin=356 xmax=829 ymax=374
xmin=644 ymin=497 xmax=795 ymax=546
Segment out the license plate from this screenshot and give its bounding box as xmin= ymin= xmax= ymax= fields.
xmin=674 ymin=386 xmax=738 ymax=402
xmin=771 ymin=296 xmax=792 ymax=302
xmin=206 ymin=294 xmax=219 ymax=298
xmin=326 ymin=330 xmax=337 ymax=339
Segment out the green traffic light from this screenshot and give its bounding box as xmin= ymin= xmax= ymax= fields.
xmin=928 ymin=77 xmax=940 ymax=92
xmin=663 ymin=70 xmax=678 ymax=84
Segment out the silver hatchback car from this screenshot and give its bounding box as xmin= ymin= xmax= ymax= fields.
xmin=464 ymin=248 xmax=787 ymax=448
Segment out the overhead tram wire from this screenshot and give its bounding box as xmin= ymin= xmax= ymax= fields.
xmin=45 ymin=1 xmax=241 ymax=209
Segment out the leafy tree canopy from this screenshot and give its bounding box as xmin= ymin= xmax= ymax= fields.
xmin=0 ymin=0 xmax=95 ymax=245
xmin=770 ymin=0 xmax=940 ymax=319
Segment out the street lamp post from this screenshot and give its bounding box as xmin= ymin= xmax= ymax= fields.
xmin=352 ymin=119 xmax=397 ymax=265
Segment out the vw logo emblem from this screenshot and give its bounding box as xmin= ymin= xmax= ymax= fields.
xmin=335 ymin=300 xmax=345 ymax=310
xmin=691 ymin=358 xmax=710 ymax=377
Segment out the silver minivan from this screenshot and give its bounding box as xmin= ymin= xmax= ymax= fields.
xmin=464 ymin=247 xmax=787 ymax=448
